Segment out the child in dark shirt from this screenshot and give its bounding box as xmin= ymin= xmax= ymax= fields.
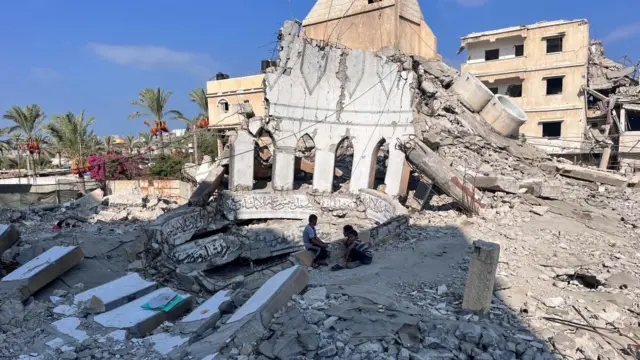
xmin=343 ymin=230 xmax=372 ymax=267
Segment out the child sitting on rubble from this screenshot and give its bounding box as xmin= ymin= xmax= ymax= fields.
xmin=331 ymin=229 xmax=372 ymax=271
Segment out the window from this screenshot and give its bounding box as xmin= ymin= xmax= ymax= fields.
xmin=367 ymin=0 xmax=382 ymax=3
xmin=506 ymin=84 xmax=522 ymax=98
xmin=488 ymin=87 xmax=499 ymax=94
xmin=542 ymin=122 xmax=562 ymax=138
xmin=546 ymin=37 xmax=563 ymax=54
xmin=219 ymin=99 xmax=229 ymax=113
xmin=485 ymin=49 xmax=499 ymax=61
xmin=515 ymin=44 xmax=524 ymax=57
xmin=243 ymin=100 xmax=250 ymax=104
xmin=546 ymin=77 xmax=563 ymax=95
xmin=628 ymin=110 xmax=640 ymax=131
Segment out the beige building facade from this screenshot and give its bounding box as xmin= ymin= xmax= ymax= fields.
xmin=460 ymin=20 xmax=590 ymax=155
xmin=302 ymin=0 xmax=438 ymax=59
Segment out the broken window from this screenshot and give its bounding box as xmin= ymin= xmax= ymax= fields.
xmin=506 ymin=84 xmax=522 ymax=98
xmin=488 ymin=87 xmax=499 ymax=95
xmin=542 ymin=121 xmax=562 ymax=138
xmin=628 ymin=110 xmax=640 ymax=131
xmin=367 ymin=0 xmax=382 ymax=3
xmin=546 ymin=77 xmax=563 ymax=95
xmin=515 ymin=44 xmax=524 ymax=57
xmin=546 ymin=37 xmax=563 ymax=54
xmin=485 ymin=49 xmax=499 ymax=61
xmin=219 ymin=99 xmax=229 ymax=113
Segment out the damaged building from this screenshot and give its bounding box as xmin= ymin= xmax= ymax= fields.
xmin=459 ymin=19 xmax=640 ymax=173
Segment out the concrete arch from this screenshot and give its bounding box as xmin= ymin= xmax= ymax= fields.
xmin=368 ymin=138 xmax=387 ymax=190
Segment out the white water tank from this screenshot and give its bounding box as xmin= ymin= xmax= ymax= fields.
xmin=480 ymin=94 xmax=527 ymax=137
xmin=450 ymin=72 xmax=494 ymax=113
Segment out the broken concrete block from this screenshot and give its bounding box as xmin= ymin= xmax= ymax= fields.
xmin=178 ymin=290 xmax=232 ymax=336
xmin=146 ymin=332 xmax=189 ymax=357
xmin=465 ymin=174 xmax=519 ymax=194
xmin=462 ymin=241 xmax=500 ymax=315
xmin=75 ymin=188 xmax=104 ymax=208
xmin=630 ymin=173 xmax=640 ymax=188
xmin=93 ymin=288 xmax=193 ymax=337
xmin=540 ymin=163 xmax=628 ymax=187
xmin=189 ymin=163 xmax=225 ymax=207
xmin=291 ymin=250 xmax=314 ymax=267
xmin=519 ymin=179 xmax=562 ymax=199
xmin=189 ymin=266 xmax=309 ymax=358
xmin=0 ymin=224 xmax=19 ymax=255
xmin=480 ymin=94 xmax=527 ymax=137
xmin=73 ymin=273 xmax=158 ymax=312
xmin=1 ymin=246 xmax=84 ymax=300
xmin=51 ymin=317 xmax=89 ymax=342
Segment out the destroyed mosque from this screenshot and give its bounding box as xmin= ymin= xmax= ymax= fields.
xmin=1 ymin=1 xmax=640 ymax=360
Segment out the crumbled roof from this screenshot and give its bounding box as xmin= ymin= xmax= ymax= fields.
xmin=460 ymin=19 xmax=587 ymax=41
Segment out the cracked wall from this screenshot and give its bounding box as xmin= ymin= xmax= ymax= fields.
xmin=255 ymin=21 xmax=416 ymax=196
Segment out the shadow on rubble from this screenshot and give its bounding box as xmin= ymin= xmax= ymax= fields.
xmin=2 ymin=198 xmax=563 ymax=360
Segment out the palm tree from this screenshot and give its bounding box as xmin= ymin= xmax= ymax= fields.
xmin=124 ymin=134 xmax=136 ymax=155
xmin=188 ymin=87 xmax=209 ymax=164
xmin=46 ymin=110 xmax=97 ymax=194
xmin=169 ymin=112 xmax=200 ymax=163
xmin=0 ymin=128 xmax=11 ymax=156
xmin=2 ymin=104 xmax=46 ymax=176
xmin=129 ymin=88 xmax=177 ymax=155
xmin=9 ymin=133 xmax=25 ymax=175
xmin=102 ymin=135 xmax=115 ymax=154
xmin=137 ymin=132 xmax=154 ymax=160
xmin=32 ymin=133 xmax=50 ymax=173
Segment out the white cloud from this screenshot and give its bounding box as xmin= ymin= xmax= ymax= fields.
xmin=31 ymin=67 xmax=60 ymax=82
xmin=603 ymin=23 xmax=640 ymax=43
xmin=86 ymin=43 xmax=215 ymax=78
xmin=449 ymin=0 xmax=488 ymax=7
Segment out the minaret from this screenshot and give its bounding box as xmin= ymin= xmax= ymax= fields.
xmin=301 ymin=0 xmax=438 ymax=59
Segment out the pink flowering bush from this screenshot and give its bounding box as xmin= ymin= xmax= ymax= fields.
xmin=87 ymin=154 xmax=146 ymax=181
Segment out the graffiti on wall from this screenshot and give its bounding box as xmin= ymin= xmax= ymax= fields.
xmin=359 ymin=192 xmax=396 ymax=223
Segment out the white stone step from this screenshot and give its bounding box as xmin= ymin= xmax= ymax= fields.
xmin=73 ymin=272 xmax=157 ymax=312
xmin=178 ymin=289 xmax=231 ymax=335
xmin=1 ymin=246 xmax=84 ymax=300
xmin=93 ymin=287 xmax=193 ymax=337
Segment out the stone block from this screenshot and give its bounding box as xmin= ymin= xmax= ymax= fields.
xmin=146 ymin=332 xmax=190 ymax=357
xmin=93 ymin=288 xmax=193 ymax=337
xmin=75 ymin=188 xmax=104 ymax=208
xmin=0 ymin=224 xmax=19 ymax=255
xmin=1 ymin=246 xmax=84 ymax=300
xmin=467 ymin=175 xmax=519 ymax=194
xmin=51 ymin=317 xmax=89 ymax=342
xmin=178 ymin=290 xmax=232 ymax=336
xmin=291 ymin=250 xmax=314 ymax=267
xmin=73 ymin=273 xmax=158 ymax=312
xmin=519 ymin=179 xmax=562 ymax=199
xmin=462 ymin=241 xmax=500 ymax=315
xmin=189 ymin=164 xmax=225 ymax=207
xmin=189 ymin=266 xmax=309 ymax=358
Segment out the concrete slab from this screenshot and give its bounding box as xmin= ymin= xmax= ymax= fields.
xmin=519 ymin=179 xmax=562 ymax=199
xmin=466 ymin=175 xmax=519 ymax=194
xmin=188 ymin=266 xmax=309 ymax=358
xmin=189 ymin=163 xmax=225 ymax=206
xmin=93 ymin=288 xmax=193 ymax=337
xmin=75 ymin=188 xmax=104 ymax=208
xmin=146 ymin=332 xmax=189 ymax=356
xmin=178 ymin=290 xmax=232 ymax=335
xmin=291 ymin=250 xmax=314 ymax=267
xmin=51 ymin=317 xmax=89 ymax=342
xmin=0 ymin=224 xmax=19 ymax=255
xmin=73 ymin=272 xmax=157 ymax=312
xmin=1 ymin=246 xmax=84 ymax=300
xmin=541 ymin=163 xmax=628 ymax=187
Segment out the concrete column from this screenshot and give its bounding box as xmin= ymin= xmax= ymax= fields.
xmin=349 ymin=139 xmax=374 ymax=193
xmin=229 ymin=130 xmax=254 ymax=191
xmin=384 ymin=139 xmax=407 ymax=196
xmin=272 ymin=145 xmax=295 ymax=191
xmin=312 ymin=149 xmax=335 ymax=192
xmin=462 ymin=240 xmax=500 ymax=315
xmin=621 ymin=107 xmax=627 ymax=133
xmin=398 ymin=161 xmax=411 ymax=196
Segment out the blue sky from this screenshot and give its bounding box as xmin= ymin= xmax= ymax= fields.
xmin=1 ymin=0 xmax=639 ymax=136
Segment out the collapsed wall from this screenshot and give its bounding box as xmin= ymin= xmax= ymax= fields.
xmin=229 ymin=21 xmax=416 ymax=196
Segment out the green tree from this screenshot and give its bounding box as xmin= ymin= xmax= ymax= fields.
xmin=2 ymin=104 xmax=46 ymax=175
xmin=129 ymin=88 xmax=178 ymax=155
xmin=102 ymin=135 xmax=115 ymax=154
xmin=124 ymin=134 xmax=136 ymax=155
xmin=148 ymin=155 xmax=185 ymax=178
xmin=46 ymin=110 xmax=98 ymax=194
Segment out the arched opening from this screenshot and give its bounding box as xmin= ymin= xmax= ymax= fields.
xmin=294 ymin=134 xmax=316 ymax=189
xmin=218 ymin=99 xmax=229 ymax=113
xmin=368 ymin=139 xmax=388 ymax=191
xmin=253 ymin=128 xmax=275 ymax=190
xmin=333 ymin=137 xmax=354 ymax=192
